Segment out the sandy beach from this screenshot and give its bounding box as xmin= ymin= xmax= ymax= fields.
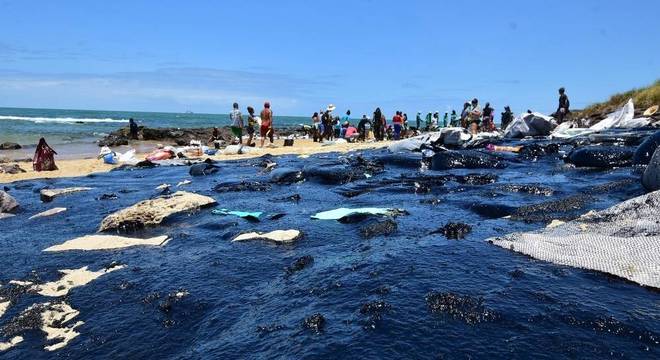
xmin=0 ymin=138 xmax=391 ymax=183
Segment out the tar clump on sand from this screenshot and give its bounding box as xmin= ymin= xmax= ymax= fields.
xmin=303 ymin=313 xmax=326 ymax=333
xmin=425 ymin=292 xmax=499 ymax=324
xmin=431 ymin=223 xmax=472 ymax=239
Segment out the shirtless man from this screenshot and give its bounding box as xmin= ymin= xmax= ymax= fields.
xmin=260 ymin=102 xmax=274 ymax=147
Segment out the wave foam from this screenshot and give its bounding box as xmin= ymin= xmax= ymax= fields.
xmin=0 ymin=115 xmax=128 ymax=124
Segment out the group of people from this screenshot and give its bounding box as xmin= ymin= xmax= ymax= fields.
xmin=226 ymin=101 xmax=274 ymax=148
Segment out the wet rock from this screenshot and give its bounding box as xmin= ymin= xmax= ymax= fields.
xmin=642 ymin=148 xmax=660 ymax=191
xmin=189 ymin=162 xmax=220 ymax=176
xmin=518 ymin=143 xmax=559 ymax=160
xmin=303 ymin=156 xmax=384 ymax=184
xmin=303 ymin=313 xmax=326 ymax=332
xmin=268 ymin=213 xmax=286 ymax=220
xmin=0 ymin=190 xmax=19 ymax=213
xmin=454 ymin=173 xmax=498 ymax=185
xmin=213 ymin=181 xmax=271 ymax=193
xmin=567 ymin=146 xmax=634 ymax=168
xmin=495 ymin=184 xmax=554 ymax=196
xmin=359 ymin=219 xmax=398 ymax=238
xmin=0 ymin=164 xmax=26 ymax=174
xmin=431 ymin=222 xmax=472 ymax=239
xmin=425 ymin=291 xmax=499 ymax=324
xmin=375 ymin=153 xmax=423 ymax=168
xmin=430 ymin=150 xmax=507 ymax=170
xmin=511 ymin=194 xmax=594 ymax=222
xmin=469 ymin=203 xmax=516 ymax=218
xmin=633 ymin=131 xmax=660 ymax=165
xmin=99 ymin=191 xmax=217 ymax=232
xmin=285 ymin=255 xmax=314 ymax=275
xmin=98 ymin=134 xmax=128 ymax=147
xmin=0 ymin=142 xmax=21 ymax=150
xmin=256 ymin=324 xmax=286 ymax=336
xmin=96 ymin=193 xmax=119 ymax=200
xmin=271 ymin=194 xmax=301 ymax=202
xmin=270 ymin=167 xmax=304 ymax=184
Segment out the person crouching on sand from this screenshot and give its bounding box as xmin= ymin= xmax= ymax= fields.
xmin=33 ymin=137 xmax=58 ymax=171
xmin=246 ymin=106 xmax=257 ymax=146
xmin=230 ymin=102 xmax=243 ymax=145
xmin=260 ymin=102 xmax=274 ymax=147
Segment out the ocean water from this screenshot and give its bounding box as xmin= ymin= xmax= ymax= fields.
xmin=0 ymin=145 xmax=658 ymax=359
xmin=0 ymin=107 xmax=310 ymax=148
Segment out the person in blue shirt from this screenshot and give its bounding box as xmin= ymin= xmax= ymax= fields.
xmin=442 ymin=112 xmax=449 ymax=128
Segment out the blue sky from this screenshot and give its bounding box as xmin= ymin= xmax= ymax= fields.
xmin=0 ymin=0 xmax=658 ymax=116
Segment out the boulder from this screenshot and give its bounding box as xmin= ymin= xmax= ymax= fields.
xmin=0 ymin=190 xmax=19 ymax=213
xmin=0 ymin=142 xmax=21 ymax=150
xmin=642 ymin=148 xmax=660 ymax=192
xmin=99 ymin=191 xmax=216 ymax=232
xmin=566 ymin=146 xmax=634 ymax=168
xmin=633 ymin=131 xmax=660 ymax=165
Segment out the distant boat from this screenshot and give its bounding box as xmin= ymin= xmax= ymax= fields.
xmin=184 ymin=110 xmax=194 ymax=114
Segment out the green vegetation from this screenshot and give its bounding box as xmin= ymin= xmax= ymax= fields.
xmin=578 ymin=79 xmax=660 ymax=118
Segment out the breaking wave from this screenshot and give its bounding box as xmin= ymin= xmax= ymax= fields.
xmin=0 ymin=115 xmax=128 ymax=124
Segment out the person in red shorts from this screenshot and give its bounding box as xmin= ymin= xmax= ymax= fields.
xmin=260 ymin=102 xmax=274 ymax=148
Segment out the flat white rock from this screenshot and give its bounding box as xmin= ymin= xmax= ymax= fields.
xmin=233 ymin=230 xmax=301 ymax=243
xmin=44 ymin=234 xmax=170 ymax=252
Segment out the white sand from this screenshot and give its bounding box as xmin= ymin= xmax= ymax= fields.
xmin=233 ymin=230 xmax=301 ymax=243
xmin=41 ymin=302 xmax=83 ymax=351
xmin=44 ymin=234 xmax=170 ymax=252
xmin=29 ymin=207 xmax=67 ymax=220
xmin=33 ymin=264 xmax=125 ymax=297
xmin=0 ymin=336 xmax=23 ymax=351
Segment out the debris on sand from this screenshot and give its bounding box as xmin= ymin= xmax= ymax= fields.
xmin=213 ymin=181 xmax=272 ymax=193
xmin=29 ymin=207 xmax=66 ymax=220
xmin=431 ymin=222 xmax=472 ymax=239
xmin=425 ymin=291 xmax=499 ymax=324
xmin=303 ymin=313 xmax=325 ymax=333
xmin=40 ymin=187 xmax=92 ymax=202
xmin=99 ymin=191 xmax=216 ymax=232
xmin=359 ymin=219 xmax=398 ymax=238
xmin=232 ymin=230 xmax=301 ymax=243
xmin=285 ymin=255 xmax=314 ymax=275
xmin=43 ymin=234 xmax=170 ymax=252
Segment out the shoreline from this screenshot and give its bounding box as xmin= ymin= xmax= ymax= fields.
xmin=0 ymin=138 xmax=392 ymax=184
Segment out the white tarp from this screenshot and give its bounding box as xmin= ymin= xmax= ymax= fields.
xmin=504 ymin=112 xmax=557 ymax=138
xmin=388 ymin=128 xmax=500 ymax=152
xmin=489 ymin=190 xmax=660 ymax=288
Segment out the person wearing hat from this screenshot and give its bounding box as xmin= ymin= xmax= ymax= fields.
xmin=260 ymin=101 xmax=274 ymax=148
xmin=556 ymin=87 xmax=570 ymax=124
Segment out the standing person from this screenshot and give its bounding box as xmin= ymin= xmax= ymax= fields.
xmin=230 ymin=102 xmax=244 ymax=145
xmin=260 ymin=102 xmax=274 ymax=148
xmin=311 ymin=112 xmax=321 ymax=142
xmin=129 ymin=118 xmax=139 ymax=140
xmin=416 ymin=112 xmax=422 ymax=130
xmin=357 ymin=114 xmax=371 ymax=141
xmin=321 ymin=110 xmax=331 ymax=140
xmin=246 ymin=106 xmax=257 ymax=146
xmin=482 ymin=103 xmax=495 ymax=131
xmin=432 ymin=112 xmax=440 ymax=130
xmin=425 ymin=112 xmax=433 ymax=131
xmin=450 ymin=110 xmax=458 ymax=127
xmin=380 ymin=112 xmax=387 ymax=141
xmin=460 ymin=102 xmax=472 ymax=128
xmin=556 ymin=87 xmax=570 ymax=123
xmin=468 ymin=98 xmax=482 ymax=127
xmin=208 ymin=126 xmax=221 ymax=148
xmin=33 ymin=138 xmax=58 ymax=171
xmin=402 ymin=113 xmax=409 ymax=137
xmin=373 ymin=108 xmax=383 ymax=141
xmin=442 ymin=112 xmax=449 ymax=128
xmin=340 ymin=109 xmax=350 ymax=138
xmin=392 ymin=111 xmax=403 ymax=140
xmin=500 ymin=106 xmax=514 ymax=130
